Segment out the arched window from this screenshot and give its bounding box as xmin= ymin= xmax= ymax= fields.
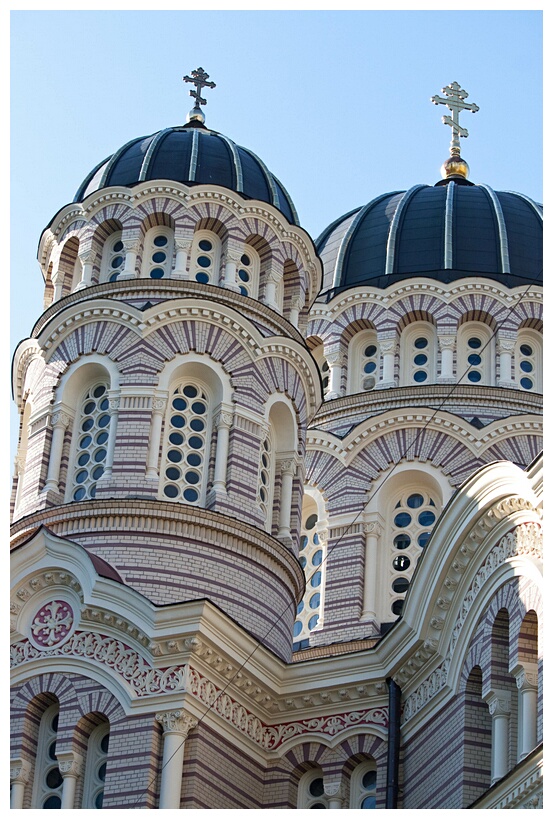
xmin=347 ymin=330 xmax=379 ymax=393
xmin=516 ymin=329 xmax=542 ymax=392
xmin=237 ymin=247 xmax=260 ymax=298
xmin=457 ymin=321 xmax=495 ymax=385
xmin=141 ymin=227 xmax=174 ymax=279
xmin=189 ymin=230 xmax=222 ymax=285
xmin=70 ymin=382 xmax=111 ymax=502
xmin=82 ymin=722 xmax=110 ymax=809
xmin=400 ymin=321 xmax=437 ymax=385
xmin=100 ymin=232 xmax=124 ymax=282
xmin=31 ymin=704 xmax=63 ymax=809
xmin=297 ymin=769 xmax=328 ymax=809
xmin=258 ymin=430 xmax=275 ymax=528
xmin=389 ymin=487 xmax=440 ymax=616
xmin=293 ymin=497 xmax=325 ymax=644
xmin=160 ymin=381 xmax=211 ymax=505
xmin=349 ymin=760 xmax=378 ymax=809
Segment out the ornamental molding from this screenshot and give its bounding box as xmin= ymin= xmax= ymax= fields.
xmin=57 ymin=752 xmax=84 ymax=778
xmin=10 ymin=631 xmax=188 ymax=697
xmin=12 ymin=571 xmax=83 ymax=636
xmin=82 ymin=607 xmax=151 ymax=649
xmin=31 ymin=599 xmax=74 ymax=648
xmin=10 ymin=758 xmax=31 ymax=784
xmin=187 ymin=667 xmax=387 ymax=751
xmin=401 ymin=521 xmax=542 ymax=723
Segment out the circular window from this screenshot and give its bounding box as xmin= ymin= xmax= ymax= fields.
xmin=394 ymin=512 xmax=411 ymax=528
xmin=414 ymin=370 xmax=427 ymax=382
xmin=310 ymin=571 xmax=322 ymax=587
xmin=392 ymin=555 xmax=410 ymax=572
xmin=185 ymin=470 xmax=200 ymax=485
xmin=98 ymin=414 xmax=110 ymax=428
xmin=78 ymin=452 xmax=90 ymax=466
xmin=195 ymin=272 xmax=210 ymax=284
xmin=92 ymin=466 xmax=105 ymax=481
xmin=152 ymin=251 xmax=166 ymax=264
xmin=309 ymin=778 xmax=324 ymax=797
xmin=468 ymin=371 xmax=481 ymax=383
xmin=520 ymin=360 xmax=533 ymax=373
xmin=101 ymin=734 xmax=110 ymax=753
xmin=172 ymin=397 xmax=187 ymax=411
xmin=467 ymin=353 xmax=481 ymax=366
xmin=362 ymin=770 xmax=377 ymax=789
xmin=96 ymin=431 xmax=109 ymax=445
xmin=414 ymin=337 xmax=428 ymax=349
xmin=94 ymin=448 xmax=107 ymax=462
xmin=183 ymin=488 xmax=199 ymax=502
xmin=414 ymin=353 xmax=427 ymax=366
xmin=164 ymin=485 xmax=179 ymax=498
xmin=192 ymin=401 xmax=206 ymax=414
xmin=183 ymin=386 xmax=198 ymax=398
xmin=113 ymin=241 xmax=124 ymax=253
xmin=520 ymin=377 xmax=533 ymax=390
xmin=82 ymin=417 xmax=94 ymax=432
xmin=187 ymin=452 xmax=202 ymax=467
xmin=418 ymin=510 xmax=436 ymax=526
xmin=520 ymin=344 xmax=533 ymax=356
xmin=310 ymin=592 xmax=321 ymax=609
xmin=169 ymin=432 xmax=184 ymax=446
xmin=241 ymin=253 xmax=251 ymax=266
xmin=150 ymin=267 xmax=165 ymax=279
xmin=239 ymin=286 xmax=248 ymax=296
xmin=76 ymin=470 xmax=88 ymax=484
xmin=166 ymin=467 xmax=181 ymax=481
xmin=190 ymin=418 xmax=205 ymax=432
xmin=111 ymin=255 xmax=124 ymax=268
xmin=43 ymin=796 xmax=62 ymax=809
xmin=392 ymin=577 xmax=410 ymax=593
xmin=168 ymin=449 xmax=183 ymax=463
xmin=293 ymin=620 xmax=302 ymax=637
xmin=197 ymin=255 xmax=211 ymax=268
xmin=154 ymin=235 xmax=168 ymax=247
xmin=300 ymin=535 xmax=308 ymax=551
xmin=364 ymin=344 xmax=377 ymax=357
xmin=93 ymin=386 xmax=106 ymax=398
xmin=171 ymin=415 xmax=186 ymax=428
xmin=392 ymin=599 xmax=404 ymax=616
xmin=418 ymin=531 xmax=431 ymax=547
xmin=406 ymin=493 xmax=424 ymax=508
xmin=364 ymin=361 xmax=376 ymax=374
xmin=393 ymin=533 xmax=411 ymax=549
xmin=73 ymin=487 xmax=86 ymax=501
xmin=109 ymin=271 xmax=120 ymax=282
xmin=95 ymin=793 xmax=104 ymax=809
xmin=468 ymin=337 xmax=482 ymax=349
xmin=312 ymin=549 xmax=323 ymax=566
xmin=308 ymin=614 xmax=320 ymax=630
xmin=239 ymin=269 xmax=250 ymax=282
xmin=199 ymin=239 xmax=212 ymax=252
xmin=305 ymin=514 xmax=318 ymax=530
xmin=188 ymin=435 xmax=204 ymax=450
xmin=80 ymin=434 xmax=92 ymax=449
xmin=296 ymin=600 xmax=304 ymax=615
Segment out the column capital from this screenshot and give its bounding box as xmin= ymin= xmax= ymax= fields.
xmin=175 ymin=237 xmax=193 ymax=252
xmin=326 ymin=351 xmax=344 ymax=367
xmin=122 ymin=239 xmax=141 ymax=254
xmin=513 ymin=663 xmax=538 ymax=692
xmin=152 ymin=397 xmax=168 ymax=414
xmin=279 ymin=457 xmax=298 ymax=477
xmin=323 ymin=780 xmax=344 ymax=797
xmin=155 ymin=709 xmax=198 ymax=738
xmin=57 ymin=751 xmax=84 ymax=779
xmin=497 ymin=336 xmax=517 ymax=354
xmin=486 ymin=689 xmax=512 ymax=716
xmin=363 ymin=521 xmax=383 ymax=538
xmin=438 ymin=334 xmax=456 ymax=350
xmin=51 ymin=409 xmax=71 ymax=429
xmin=379 ymin=339 xmax=398 ymax=354
xmin=10 ymin=758 xmax=31 ymax=784
xmin=214 ymin=410 xmax=233 ymax=429
xmin=77 ymin=249 xmax=98 ymax=266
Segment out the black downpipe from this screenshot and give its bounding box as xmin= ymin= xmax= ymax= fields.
xmin=385 ymin=677 xmax=401 ymax=808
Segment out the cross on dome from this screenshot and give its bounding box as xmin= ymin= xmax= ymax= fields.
xmin=183 ymin=67 xmax=216 ymax=124
xmin=431 ymin=81 xmax=479 ymax=157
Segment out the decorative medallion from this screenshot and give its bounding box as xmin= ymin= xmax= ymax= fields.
xmin=30 ymin=600 xmax=74 ymax=648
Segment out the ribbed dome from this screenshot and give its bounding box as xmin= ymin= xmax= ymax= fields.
xmin=74 ymin=122 xmax=299 ymax=226
xmin=316 ymin=182 xmax=542 ymax=295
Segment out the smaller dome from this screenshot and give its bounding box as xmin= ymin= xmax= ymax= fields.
xmin=74 ymin=122 xmax=299 ymax=226
xmin=316 ymin=181 xmax=542 ymax=296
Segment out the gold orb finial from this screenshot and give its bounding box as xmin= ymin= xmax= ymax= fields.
xmin=440 ymin=155 xmax=470 ymax=180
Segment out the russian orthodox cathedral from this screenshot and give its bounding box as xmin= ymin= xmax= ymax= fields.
xmin=10 ymin=71 xmax=542 ymax=809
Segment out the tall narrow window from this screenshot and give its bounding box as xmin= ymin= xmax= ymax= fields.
xmin=350 ymin=762 xmax=378 ymax=809
xmin=82 ymin=723 xmax=110 ymax=809
xmin=297 ymin=769 xmax=328 ymax=809
xmin=100 ymin=232 xmax=124 ymax=282
xmin=71 ymin=383 xmax=111 ymax=501
xmin=516 ymin=331 xmax=542 ymax=392
xmin=190 ymin=231 xmax=221 ymax=285
xmin=237 ymin=247 xmax=260 ymax=298
xmin=400 ymin=322 xmax=436 ymax=385
xmin=457 ymin=322 xmax=494 ymax=385
xmin=161 ymin=382 xmax=210 ymax=505
xmin=258 ymin=433 xmax=274 ymax=528
xmin=31 ymin=704 xmax=62 ymax=809
xmin=293 ymin=507 xmax=324 ymax=644
xmin=141 ymin=228 xmax=174 ymax=279
xmin=389 ymin=489 xmax=440 ymax=616
xmin=347 ymin=329 xmax=379 ymax=393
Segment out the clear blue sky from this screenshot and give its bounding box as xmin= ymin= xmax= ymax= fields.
xmin=10 ymin=9 xmax=543 ymax=458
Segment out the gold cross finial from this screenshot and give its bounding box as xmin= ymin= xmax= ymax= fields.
xmin=183 ymin=67 xmax=216 ymax=124
xmin=431 ymin=82 xmax=479 ymax=157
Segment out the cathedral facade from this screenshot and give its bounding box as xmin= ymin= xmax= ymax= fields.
xmin=10 ymin=75 xmax=542 ymax=809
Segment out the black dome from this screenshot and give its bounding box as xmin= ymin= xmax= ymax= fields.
xmin=74 ymin=123 xmax=299 ymax=226
xmin=316 ymin=182 xmax=542 ymax=296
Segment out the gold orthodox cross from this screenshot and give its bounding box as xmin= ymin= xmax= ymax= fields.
xmin=431 ymin=82 xmax=479 ymax=156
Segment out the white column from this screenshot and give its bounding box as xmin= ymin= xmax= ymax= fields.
xmin=58 ymin=752 xmax=83 ymax=809
xmin=277 ymin=458 xmax=296 ymax=541
xmin=42 ymin=410 xmax=71 ymax=494
xmin=13 ymin=452 xmax=27 ymax=511
xmin=118 ymin=239 xmax=140 ymax=280
xmin=10 ymin=758 xmax=30 ymax=809
xmin=263 ymin=268 xmax=280 ymax=310
xmin=212 ymin=410 xmax=233 ymax=495
xmin=438 ymin=335 xmax=455 ymax=381
xmin=514 ymin=664 xmax=538 ymax=759
xmin=324 ymin=781 xmax=344 ymax=809
xmin=52 ymin=272 xmax=64 ymax=301
xmin=486 ymin=690 xmax=511 ymax=783
xmin=223 ymin=250 xmax=241 ymax=290
xmin=102 ymin=396 xmax=120 ymax=479
xmin=75 ymin=250 xmax=96 ymax=290
xmin=289 ymin=296 xmax=302 ymax=328
xmin=326 ymin=351 xmax=344 ymax=399
xmin=173 ymin=238 xmax=193 ymax=279
xmin=497 ymin=337 xmax=516 ymax=387
xmin=378 ymin=339 xmax=397 ymax=388
xmin=361 ymin=521 xmax=382 ymax=621
xmin=155 ymin=710 xmax=198 ymax=809
xmin=146 ymin=399 xmax=167 ymax=479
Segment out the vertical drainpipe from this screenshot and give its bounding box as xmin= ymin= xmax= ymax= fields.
xmin=386 ymin=677 xmax=401 ymax=808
